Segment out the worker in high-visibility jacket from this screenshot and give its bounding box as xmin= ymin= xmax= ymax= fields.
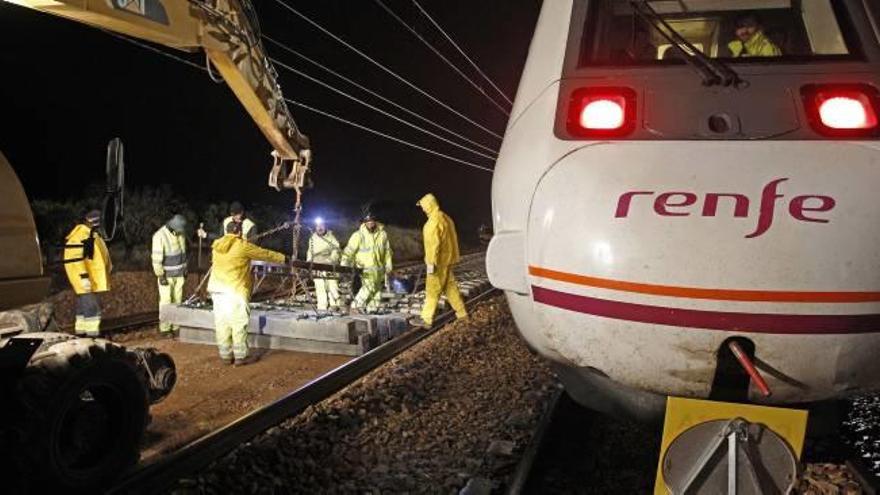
xmin=152 ymin=214 xmax=188 ymax=336
xmin=412 ymin=194 xmax=467 ymax=327
xmin=63 ymin=210 xmax=112 ymax=336
xmin=341 ymin=213 xmax=393 ymax=313
xmin=728 ymin=13 xmax=781 ymax=58
xmin=208 ymin=221 xmax=287 ymax=366
xmin=307 ymin=218 xmax=341 ymax=311
xmin=221 ymin=201 xmax=257 ymax=241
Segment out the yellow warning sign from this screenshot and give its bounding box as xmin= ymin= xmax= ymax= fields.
xmin=654 ymin=397 xmax=808 ymax=494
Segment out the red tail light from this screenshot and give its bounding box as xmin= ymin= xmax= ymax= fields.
xmin=802 ymin=84 xmax=880 ymax=137
xmin=568 ymin=87 xmax=637 ymax=137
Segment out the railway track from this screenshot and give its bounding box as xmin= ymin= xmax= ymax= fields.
xmin=107 ymin=286 xmax=499 ymax=494
xmin=59 ymin=311 xmax=160 ymax=335
xmin=63 ymin=254 xmax=484 ymax=336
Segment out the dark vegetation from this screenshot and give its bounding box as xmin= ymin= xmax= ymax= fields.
xmin=31 ymin=185 xmax=432 ymax=274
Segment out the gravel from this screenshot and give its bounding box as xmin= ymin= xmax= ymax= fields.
xmin=844 ymin=394 xmax=880 ymax=476
xmin=173 ymin=296 xmax=557 ymax=494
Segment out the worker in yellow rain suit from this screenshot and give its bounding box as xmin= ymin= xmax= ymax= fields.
xmin=728 ymin=13 xmax=781 ymax=58
xmin=152 ymin=214 xmax=188 ymax=336
xmin=208 ymin=221 xmax=287 ymax=366
xmin=63 ymin=210 xmax=112 ymax=337
xmin=342 ymin=213 xmax=393 ymax=313
xmin=412 ymin=194 xmax=467 ymax=327
xmin=307 ymin=218 xmax=341 ymax=311
xmin=221 ymin=201 xmax=257 ymax=241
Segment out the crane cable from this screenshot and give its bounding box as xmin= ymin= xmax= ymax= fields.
xmin=286 ymin=97 xmax=493 ymax=173
xmin=269 ymin=56 xmax=496 ymax=162
xmin=268 ymin=0 xmax=504 ymax=142
xmin=263 ymin=35 xmax=498 ymax=157
xmin=372 ymin=0 xmax=509 ymax=116
xmin=411 ymin=0 xmax=513 ymax=105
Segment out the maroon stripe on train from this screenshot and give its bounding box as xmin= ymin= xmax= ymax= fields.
xmin=531 ymin=286 xmax=880 ymax=334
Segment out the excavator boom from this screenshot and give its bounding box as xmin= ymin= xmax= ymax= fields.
xmin=6 ymin=0 xmax=310 ymax=187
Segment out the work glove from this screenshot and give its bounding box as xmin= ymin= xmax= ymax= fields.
xmin=426 ymin=264 xmax=435 ymax=275
xmin=80 ymin=277 xmax=92 ymax=293
xmin=197 ymin=227 xmax=207 ymax=239
xmin=159 ymin=275 xmax=169 ymax=286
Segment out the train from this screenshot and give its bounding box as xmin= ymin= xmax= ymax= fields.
xmin=488 ymin=0 xmax=880 ymax=421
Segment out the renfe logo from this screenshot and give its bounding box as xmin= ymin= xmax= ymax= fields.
xmin=615 ymin=178 xmax=836 ymax=238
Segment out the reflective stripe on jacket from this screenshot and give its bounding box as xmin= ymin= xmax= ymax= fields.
xmin=728 ymin=31 xmax=781 ymax=58
xmin=418 ymin=193 xmax=460 ymax=267
xmin=208 ymin=234 xmax=286 ymax=300
xmin=307 ymin=232 xmax=341 ymax=265
xmin=342 ymin=224 xmax=393 ymax=273
xmin=64 ymin=224 xmax=112 ymax=294
xmin=222 ymin=216 xmax=256 ymax=240
xmin=152 ymin=225 xmax=187 ymax=277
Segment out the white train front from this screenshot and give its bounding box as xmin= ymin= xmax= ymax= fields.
xmin=487 ymin=0 xmax=880 ymax=420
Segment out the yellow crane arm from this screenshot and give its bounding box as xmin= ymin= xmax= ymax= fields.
xmin=6 ymin=0 xmax=310 ymax=189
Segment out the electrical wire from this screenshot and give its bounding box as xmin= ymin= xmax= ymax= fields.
xmin=411 ymin=0 xmax=513 ymax=105
xmin=268 ymin=0 xmax=504 ymax=142
xmin=372 ymin=0 xmax=510 ymax=116
xmin=102 ymin=30 xmax=205 ymax=71
xmin=286 ymin=98 xmax=493 ymax=173
xmin=102 ymin=26 xmax=492 ymax=173
xmin=270 ymin=57 xmax=496 ymax=161
xmin=263 ymin=35 xmax=498 ymax=157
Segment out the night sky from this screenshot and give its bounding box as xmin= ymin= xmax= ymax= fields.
xmin=0 ymin=0 xmax=541 ymax=232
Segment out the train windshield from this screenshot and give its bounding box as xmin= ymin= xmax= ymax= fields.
xmin=581 ymin=0 xmax=859 ymax=66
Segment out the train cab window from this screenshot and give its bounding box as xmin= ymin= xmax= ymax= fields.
xmin=581 ymin=0 xmax=858 ymax=66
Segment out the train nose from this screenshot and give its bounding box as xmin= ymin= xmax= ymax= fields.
xmin=527 ymin=141 xmax=880 ymax=301
xmin=498 ymin=141 xmax=880 ymax=401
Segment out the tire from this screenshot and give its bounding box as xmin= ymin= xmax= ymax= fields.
xmin=13 ymin=337 xmax=149 ymax=492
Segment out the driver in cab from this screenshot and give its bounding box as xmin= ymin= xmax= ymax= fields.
xmin=727 ymin=13 xmax=782 ymax=58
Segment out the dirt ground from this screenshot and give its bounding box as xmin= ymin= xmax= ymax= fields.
xmin=119 ymin=328 xmax=351 ymax=461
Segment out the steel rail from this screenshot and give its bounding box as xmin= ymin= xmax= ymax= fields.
xmin=506 ymin=389 xmax=563 ymax=495
xmin=107 ymin=286 xmax=500 ymax=495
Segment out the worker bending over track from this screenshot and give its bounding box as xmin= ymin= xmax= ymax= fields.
xmin=412 ymin=194 xmax=467 ymax=327
xmin=152 ymin=214 xmax=189 ymax=337
xmin=63 ymin=209 xmax=112 ymax=337
xmin=342 ymin=213 xmax=393 ymax=313
xmin=307 ymin=218 xmax=342 ymax=311
xmin=208 ymin=221 xmax=287 ymax=366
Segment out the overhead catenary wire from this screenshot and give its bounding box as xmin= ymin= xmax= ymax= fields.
xmin=269 ymin=56 xmax=496 ymax=162
xmin=268 ymin=0 xmax=505 ymax=142
xmin=102 ymin=25 xmax=492 ymax=173
xmin=286 ymin=98 xmax=493 ymax=173
xmin=101 ymin=30 xmax=205 ymax=71
xmin=411 ymin=0 xmax=513 ymax=105
xmin=372 ymin=0 xmax=510 ymax=116
xmin=263 ymin=35 xmax=498 ymax=157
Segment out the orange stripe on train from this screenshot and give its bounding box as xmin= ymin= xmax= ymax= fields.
xmin=528 ymin=266 xmax=880 ymax=303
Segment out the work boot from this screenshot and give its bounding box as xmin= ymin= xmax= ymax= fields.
xmin=221 ymin=357 xmax=234 ymax=366
xmin=234 ymin=355 xmax=258 ymax=367
xmin=408 ymin=316 xmax=431 ymax=329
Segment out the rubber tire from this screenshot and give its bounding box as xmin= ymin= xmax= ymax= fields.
xmin=14 ymin=338 xmax=149 ymax=492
